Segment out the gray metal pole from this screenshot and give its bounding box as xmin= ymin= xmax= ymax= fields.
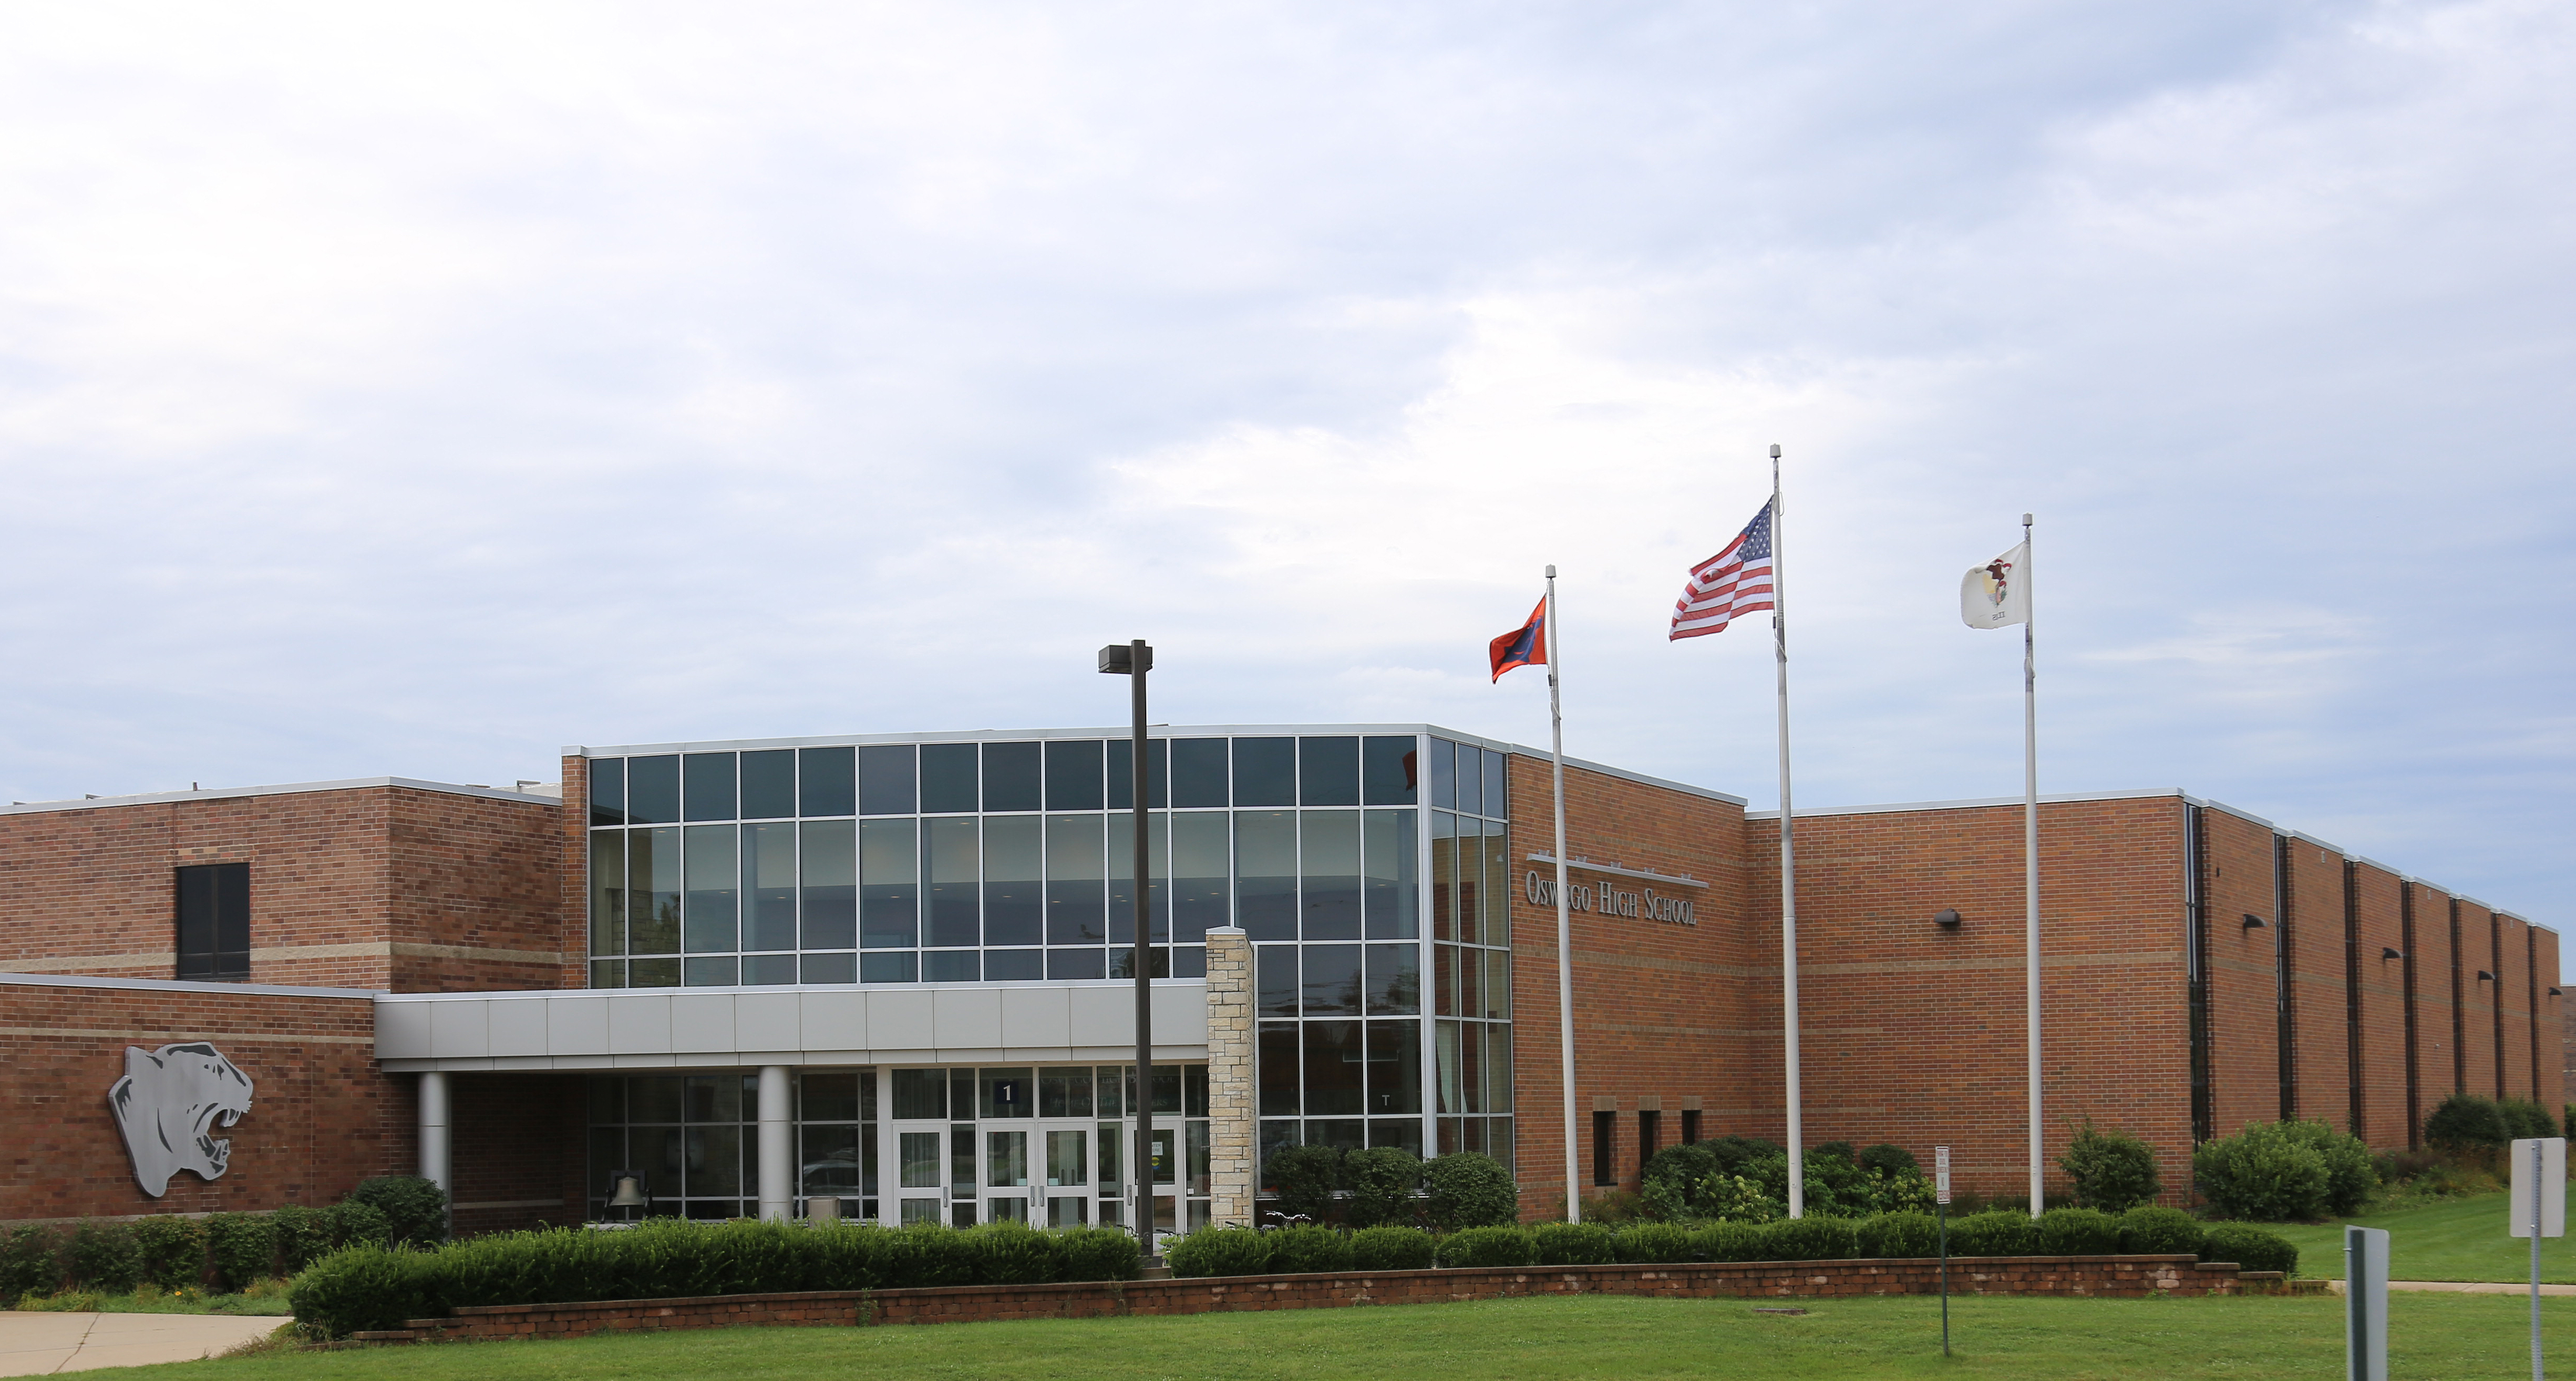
xmin=2535 ymin=1137 xmax=2544 ymax=1381
xmin=1546 ymin=566 xmax=1576 ymax=1224
xmin=1131 ymin=639 xmax=1154 ymax=1257
xmin=2023 ymin=512 xmax=2042 ymax=1217
xmin=1773 ymin=445 xmax=1803 ymax=1219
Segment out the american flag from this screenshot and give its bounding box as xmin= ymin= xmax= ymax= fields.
xmin=1668 ymin=499 xmax=1776 ymax=640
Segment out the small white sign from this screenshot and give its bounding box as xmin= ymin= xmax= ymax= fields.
xmin=1935 ymin=1146 xmax=1951 ymax=1205
xmin=2510 ymin=1138 xmax=2566 ymax=1238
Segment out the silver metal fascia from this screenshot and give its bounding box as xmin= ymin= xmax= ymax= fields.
xmin=0 ymin=971 xmax=383 ymax=999
xmin=0 ymin=777 xmax=560 ymax=818
xmin=1744 ymin=787 xmax=2185 ymax=821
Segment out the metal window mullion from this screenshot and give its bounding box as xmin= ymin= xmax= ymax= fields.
xmin=1416 ymin=732 xmax=1438 ymax=1160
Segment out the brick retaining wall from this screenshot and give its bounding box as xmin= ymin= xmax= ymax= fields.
xmin=354 ymin=1254 xmax=2252 ymax=1343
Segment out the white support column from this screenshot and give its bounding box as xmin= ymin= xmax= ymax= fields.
xmin=758 ymin=1065 xmax=794 ymax=1221
xmin=417 ymin=1071 xmax=451 ymax=1198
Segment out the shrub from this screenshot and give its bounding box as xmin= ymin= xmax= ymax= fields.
xmin=962 ymin=1221 xmax=1063 ymax=1285
xmin=1166 ymin=1225 xmax=1273 ymax=1279
xmin=288 ymin=1243 xmax=436 ymax=1337
xmin=1266 ymin=1223 xmax=1354 ymax=1274
xmin=2117 ymin=1205 xmax=2208 ymax=1258
xmin=271 ymin=1205 xmax=337 ymax=1275
xmin=1423 ymin=1153 xmax=1518 ymax=1231
xmin=1946 ymin=1211 xmax=2039 ymax=1257
xmin=1436 ymin=1226 xmax=1534 ymax=1269
xmin=1055 ymin=1225 xmax=1142 ymax=1282
xmin=1529 ymin=1222 xmax=1616 ymax=1266
xmin=1349 ymin=1225 xmax=1437 ymax=1271
xmin=1344 ymin=1147 xmax=1422 ymax=1229
xmin=1688 ymin=1222 xmax=1769 ymax=1262
xmin=2059 ymin=1120 xmax=2162 ymax=1212
xmin=1614 ymin=1222 xmax=1696 ymax=1264
xmin=1701 ymin=1135 xmax=1783 ymax=1178
xmin=130 ymin=1218 xmax=204 ymax=1292
xmin=2036 ymin=1208 xmax=2121 ymax=1255
xmin=1639 ymin=1144 xmax=1722 ymax=1220
xmin=0 ymin=1226 xmax=59 ymax=1300
xmin=1265 ymin=1144 xmax=1342 ymax=1223
xmin=331 ymin=1201 xmax=394 ymax=1249
xmin=885 ymin=1222 xmax=975 ymax=1289
xmin=64 ymin=1222 xmax=140 ymax=1294
xmin=1759 ymin=1216 xmax=1858 ymax=1262
xmin=1856 ymin=1144 xmax=1920 ymax=1178
xmin=1854 ymin=1212 xmax=1938 ymax=1259
xmin=2500 ymin=1098 xmax=2560 ymax=1141
xmin=2274 ymin=1120 xmax=2377 ymax=1216
xmin=2201 ymin=1223 xmax=2299 ymax=1275
xmin=1692 ymin=1173 xmax=1785 ymax=1224
xmin=205 ymin=1213 xmax=278 ymax=1291
xmin=345 ymin=1177 xmax=449 ymax=1246
xmin=2425 ymin=1093 xmax=2511 ymax=1151
xmin=2194 ymin=1122 xmax=2328 ymax=1221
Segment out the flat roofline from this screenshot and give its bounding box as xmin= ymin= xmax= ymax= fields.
xmin=1744 ymin=787 xmax=2185 ymax=820
xmin=0 ymin=777 xmax=560 ymax=819
xmin=569 ymin=724 xmax=1750 ymax=807
xmin=0 ymin=971 xmax=383 ymax=999
xmin=376 ymin=976 xmax=1209 ymax=1003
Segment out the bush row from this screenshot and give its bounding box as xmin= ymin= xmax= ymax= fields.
xmin=1167 ymin=1205 xmax=2296 ymax=1279
xmin=2193 ymin=1120 xmax=2377 ymax=1221
xmin=1 ymin=1177 xmax=447 ymax=1302
xmin=289 ymin=1218 xmax=1140 ymax=1338
xmin=2424 ymin=1093 xmax=2562 ymax=1150
xmin=1261 ymin=1149 xmax=1519 ymax=1229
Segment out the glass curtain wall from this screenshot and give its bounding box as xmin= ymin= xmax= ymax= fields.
xmin=1426 ymin=740 xmax=1514 ymax=1170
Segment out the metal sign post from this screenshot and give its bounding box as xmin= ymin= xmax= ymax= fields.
xmin=1935 ymin=1146 xmax=1951 ymax=1357
xmin=2346 ymin=1224 xmax=2388 ymax=1381
xmin=2510 ymin=1137 xmax=2567 ymax=1381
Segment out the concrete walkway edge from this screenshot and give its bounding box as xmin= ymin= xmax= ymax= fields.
xmin=0 ymin=1311 xmax=281 ymax=1376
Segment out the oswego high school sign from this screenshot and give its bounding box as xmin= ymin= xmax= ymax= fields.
xmin=1525 ymin=871 xmax=1697 ymax=926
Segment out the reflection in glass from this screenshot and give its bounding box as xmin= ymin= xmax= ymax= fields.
xmin=744 ymin=822 xmax=796 ymax=951
xmin=1429 ymin=813 xmax=1457 ymax=944
xmin=1363 ymin=809 xmax=1417 ymax=939
xmin=924 ymin=818 xmax=980 ymax=947
xmin=860 ymin=820 xmax=916 ymax=948
xmin=629 ymin=957 xmax=679 ymax=987
xmin=743 ymin=953 xmax=797 ymax=985
xmin=800 ymin=952 xmax=856 ymax=984
xmin=983 ymin=742 xmax=1042 ymax=813
xmin=799 ymin=746 xmax=854 ymax=817
xmin=631 ymin=827 xmax=681 ymax=955
xmin=1232 ymin=738 xmax=1295 ymax=807
xmin=1049 ymin=947 xmax=1105 ymax=979
xmin=1481 ymin=819 xmax=1510 ymax=946
xmin=1256 ymin=946 xmax=1298 ymax=1017
xmin=628 ymin=755 xmax=680 ymax=825
xmin=683 ymin=825 xmax=738 ymax=953
xmin=1045 ymin=815 xmax=1106 ymax=943
xmin=1299 ymin=736 xmax=1359 ymax=806
xmin=926 ymin=950 xmax=980 ymax=982
xmin=1235 ymin=811 xmax=1296 ymax=941
xmin=1047 ymin=1130 xmax=1087 ymax=1187
xmin=803 ymin=1126 xmax=859 ymax=1196
xmin=1483 ymin=950 xmax=1510 ymax=1020
xmin=1368 ymin=1019 xmax=1421 ymax=1115
xmin=1426 ymin=739 xmax=1455 ymax=811
xmin=1044 ymin=740 xmax=1104 ymax=810
xmin=1456 ymin=826 xmax=1482 ymax=945
xmin=1170 ymin=738 xmax=1228 ymax=808
xmin=858 ymin=745 xmax=915 ymax=815
xmin=590 ymin=757 xmax=626 ymax=826
xmin=590 ymin=831 xmax=625 ymax=957
xmin=1170 ymin=813 xmax=1229 ymax=943
xmin=920 ymin=743 xmax=978 ymax=813
xmin=1107 ymin=812 xmax=1168 ymax=944
xmin=1300 ymin=810 xmax=1361 ymax=939
xmin=982 ymin=816 xmax=1042 ymax=946
xmin=1105 ymin=738 xmax=1167 ymax=809
xmin=1302 ymin=1021 xmax=1364 ymax=1116
xmin=740 ymin=750 xmax=795 ymax=820
xmin=1483 ymin=751 xmax=1509 ymax=820
xmin=683 ymin=752 xmax=737 ymax=822
xmin=860 ymin=951 xmax=916 ymax=983
xmin=1302 ymin=944 xmax=1363 ymax=1015
xmin=683 ymin=956 xmax=738 ymax=986
xmin=1455 ymin=745 xmax=1483 ymax=817
xmin=985 ymin=949 xmax=1043 ymax=981
xmin=1362 ymin=736 xmax=1417 ymax=806
xmin=899 ymin=1131 xmax=941 ymax=1188
xmin=1365 ymin=943 xmax=1419 ymax=1015
xmin=800 ymin=821 xmax=857 ymax=949
xmin=1040 ymin=1067 xmax=1094 ymax=1118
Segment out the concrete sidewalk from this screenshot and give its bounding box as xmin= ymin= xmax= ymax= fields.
xmin=2323 ymin=1279 xmax=2576 ymax=1297
xmin=0 ymin=1312 xmax=282 ymax=1376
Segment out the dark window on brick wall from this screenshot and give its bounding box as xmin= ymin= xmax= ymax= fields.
xmin=176 ymin=863 xmax=251 ymax=981
xmin=1591 ymin=1110 xmax=1615 ymax=1187
xmin=1638 ymin=1110 xmax=1661 ymax=1170
xmin=1681 ymin=1109 xmax=1701 ymax=1145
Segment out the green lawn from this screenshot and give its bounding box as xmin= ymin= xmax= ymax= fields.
xmin=2261 ymin=1193 xmax=2576 ymax=1283
xmin=168 ymin=1293 xmax=2576 ymax=1380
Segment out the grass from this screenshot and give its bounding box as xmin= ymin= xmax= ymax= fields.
xmin=8 ymin=1281 xmax=295 ymax=1316
xmin=153 ymin=1293 xmax=2576 ymax=1380
xmin=2256 ymin=1192 xmax=2576 ymax=1283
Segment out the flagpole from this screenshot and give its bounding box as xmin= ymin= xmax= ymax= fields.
xmin=1771 ymin=444 xmax=1804 ymax=1220
xmin=1546 ymin=564 xmax=1579 ymax=1225
xmin=2022 ymin=512 xmax=2043 ymax=1217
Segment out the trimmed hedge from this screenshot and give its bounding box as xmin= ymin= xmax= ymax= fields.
xmin=1348 ymin=1225 xmax=1436 ymax=1271
xmin=2202 ymin=1223 xmax=2299 ymax=1275
xmin=1435 ymin=1226 xmax=1534 ymax=1269
xmin=1855 ymin=1212 xmax=1939 ymax=1259
xmin=2117 ymin=1206 xmax=2208 ymax=1258
xmin=1529 ymin=1222 xmax=1615 ymax=1266
xmin=2035 ymin=1208 xmax=2121 ymax=1255
xmin=289 ymin=1219 xmax=1141 ymax=1338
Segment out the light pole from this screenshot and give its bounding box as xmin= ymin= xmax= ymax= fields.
xmin=1097 ymin=639 xmax=1155 ymax=1257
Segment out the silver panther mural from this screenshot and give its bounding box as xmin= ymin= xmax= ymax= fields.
xmin=107 ymin=1043 xmax=255 ymax=1197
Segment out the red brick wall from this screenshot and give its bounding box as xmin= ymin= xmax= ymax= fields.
xmin=0 ymin=978 xmax=408 ymax=1222
xmin=2348 ymin=862 xmax=2410 ymax=1150
xmin=2536 ymin=927 xmax=2565 ymax=1115
xmin=2458 ymin=900 xmax=2500 ymax=1100
xmin=2499 ymin=913 xmax=2534 ymax=1103
xmin=2200 ymin=810 xmax=2282 ymax=1138
xmin=448 ymin=1074 xmax=590 ymax=1235
xmin=2409 ymin=884 xmax=2459 ymax=1106
xmin=0 ymin=786 xmax=569 ymax=993
xmin=2281 ymin=839 xmax=2350 ymax=1129
xmin=1502 ymin=755 xmax=1749 ymax=1218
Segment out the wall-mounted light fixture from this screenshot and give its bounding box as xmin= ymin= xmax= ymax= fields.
xmin=2242 ymin=913 xmax=2268 ymax=930
xmin=2476 ymin=970 xmax=2496 ymax=982
xmin=2551 ymin=987 xmax=2563 ymax=998
xmin=1933 ymin=908 xmax=1962 ymax=929
xmin=2381 ymin=947 xmax=2404 ymax=961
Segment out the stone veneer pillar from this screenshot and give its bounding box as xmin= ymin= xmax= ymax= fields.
xmin=1203 ymin=925 xmax=1255 ymax=1226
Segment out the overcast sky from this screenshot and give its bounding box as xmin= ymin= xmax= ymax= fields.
xmin=3 ymin=3 xmax=2569 ymax=954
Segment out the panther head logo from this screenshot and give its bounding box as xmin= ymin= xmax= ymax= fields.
xmin=107 ymin=1043 xmax=255 ymax=1197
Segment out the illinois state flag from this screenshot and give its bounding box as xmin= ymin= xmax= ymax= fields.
xmin=1961 ymin=541 xmax=2030 ymax=628
xmin=1489 ymin=597 xmax=1547 ymax=681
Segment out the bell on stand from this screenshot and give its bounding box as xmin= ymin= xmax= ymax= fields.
xmin=606 ymin=1171 xmax=650 ymax=1224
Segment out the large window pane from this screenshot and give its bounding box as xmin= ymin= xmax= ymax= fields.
xmin=1259 ymin=1023 xmax=1300 ymax=1116
xmin=1256 ymin=945 xmax=1297 ymax=1017
xmin=860 ymin=819 xmax=918 ymax=948
xmin=1170 ymin=738 xmax=1228 ymax=808
xmin=1300 ymin=810 xmax=1361 ymax=940
xmin=1365 ymin=943 xmax=1419 ymax=1015
xmin=589 ymin=831 xmax=626 ymax=956
xmin=803 ymin=1126 xmax=860 ymax=1196
xmin=1044 ymin=740 xmax=1104 ymax=811
xmin=801 ymin=952 xmax=856 ymax=983
xmin=1426 ymin=740 xmax=1456 ymax=811
xmin=1299 ymin=737 xmax=1359 ymax=806
xmin=1435 ymin=1021 xmax=1462 ymax=1114
xmin=1433 ymin=943 xmax=1456 ymax=1017
xmin=1455 ymin=746 xmax=1483 ymax=817
xmin=861 ymin=951 xmax=916 ymax=983
xmin=859 ymin=745 xmax=915 ymax=815
xmin=1045 ymin=813 xmax=1106 ymax=944
xmin=983 ymin=816 xmax=1043 ymax=946
xmin=1049 ymin=947 xmax=1104 ymax=979
xmin=801 ymin=1070 xmax=860 ymax=1121
xmin=800 ymin=821 xmax=857 ymax=950
xmin=923 ymin=818 xmax=980 ymax=947
xmin=740 ymin=750 xmax=795 ymax=820
xmin=1302 ymin=1021 xmax=1364 ymax=1117
xmin=631 ymin=827 xmax=681 ymax=955
xmin=1040 ymin=1067 xmax=1094 ymax=1119
xmin=589 ymin=758 xmax=626 ymax=826
xmin=1106 ymin=738 xmax=1168 ymax=809
xmin=744 ymin=823 xmax=797 ymax=951
xmin=1363 ymin=809 xmax=1417 ymax=940
xmin=1302 ymin=943 xmax=1362 ymax=1015
xmin=683 ymin=825 xmax=738 ymax=953
xmin=920 ymin=743 xmax=978 ymax=813
xmin=628 ymin=755 xmax=679 ymax=825
xmin=1107 ymin=812 xmax=1168 ymax=945
xmin=1482 ymin=950 xmax=1510 ymax=1020
xmin=1234 ymin=811 xmax=1296 ymax=941
xmin=926 ymin=950 xmax=979 ymax=982
xmin=1232 ymin=738 xmax=1295 ymax=807
xmin=1482 ymin=751 xmax=1509 ymax=820
xmin=891 ymin=1068 xmax=946 ymax=1119
xmin=1456 ymin=824 xmax=1483 ymax=946
xmin=1429 ymin=812 xmax=1458 ymax=944
xmin=983 ymin=741 xmax=1042 ymax=812
xmin=1368 ymin=1019 xmax=1421 ymax=1115
xmin=1170 ymin=813 xmax=1230 ymax=943
xmin=683 ymin=752 xmax=738 ymax=822
xmin=800 ymin=746 xmax=854 ymax=817
xmin=1486 ymin=1026 xmax=1512 ymax=1114
xmin=1481 ymin=820 xmax=1510 ymax=947
xmin=1362 ymin=736 xmax=1417 ymax=806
